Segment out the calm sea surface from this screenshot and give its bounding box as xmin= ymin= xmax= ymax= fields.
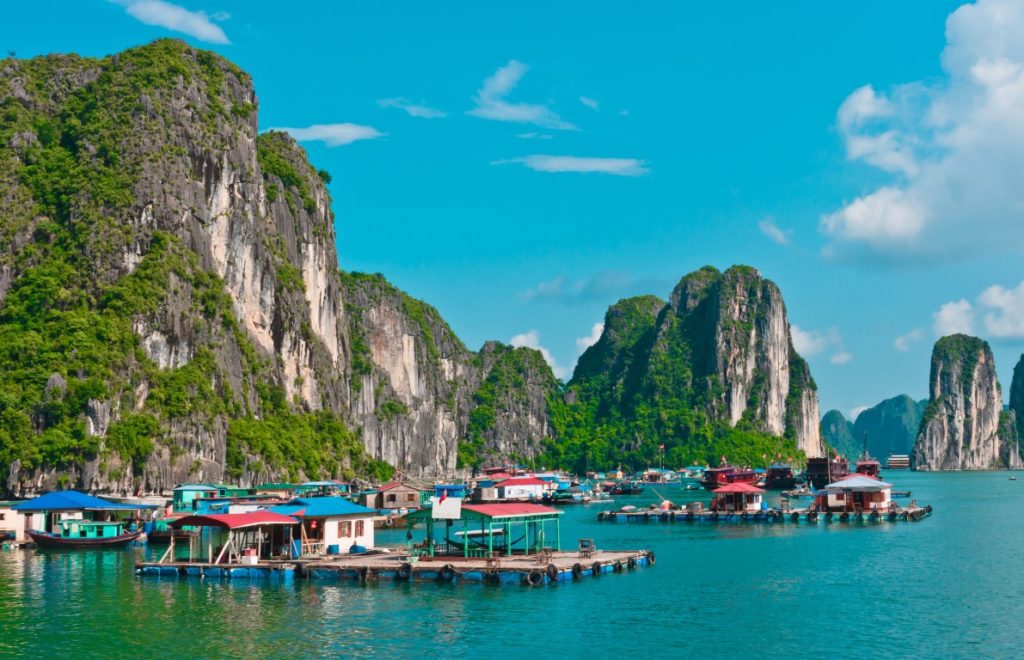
xmin=0 ymin=472 xmax=1020 ymax=659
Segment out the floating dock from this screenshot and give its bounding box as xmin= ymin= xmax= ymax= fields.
xmin=136 ymin=549 xmax=654 ymax=586
xmin=597 ymin=506 xmax=933 ymax=524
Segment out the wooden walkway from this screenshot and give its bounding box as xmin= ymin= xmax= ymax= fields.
xmin=598 ymin=505 xmax=933 ymax=524
xmin=136 ymin=549 xmax=654 ymax=586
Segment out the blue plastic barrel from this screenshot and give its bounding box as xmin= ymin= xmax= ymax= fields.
xmin=326 ymin=544 xmax=339 ymax=555
xmin=290 ymin=539 xmax=301 ymax=559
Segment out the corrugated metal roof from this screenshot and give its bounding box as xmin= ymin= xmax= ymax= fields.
xmin=462 ymin=503 xmax=562 ymax=518
xmin=712 ymin=482 xmax=765 ymax=494
xmin=269 ymin=497 xmax=375 ymax=518
xmin=169 ymin=512 xmax=298 ymax=529
xmin=12 ymin=490 xmax=156 ymax=512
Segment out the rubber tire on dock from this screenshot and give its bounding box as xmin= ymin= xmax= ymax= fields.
xmin=571 ymin=563 xmax=583 ymax=579
xmin=546 ymin=563 xmax=559 ymax=582
xmin=888 ymin=512 xmax=897 ymax=521
xmin=808 ymin=511 xmax=818 ymax=522
xmin=627 ymin=557 xmax=637 ymax=570
xmin=597 ymin=512 xmax=605 ymax=521
xmin=790 ymin=512 xmax=799 ymax=522
xmin=643 ymin=512 xmax=651 ymax=522
xmin=646 ymin=551 xmax=656 ymax=566
xmin=526 ymin=570 xmax=544 ymax=587
xmin=484 ymin=571 xmax=500 ymax=585
xmin=397 ymin=563 xmax=412 ymax=580
xmin=592 ymin=561 xmax=602 ymax=576
xmin=612 ymin=561 xmax=623 ymax=573
xmin=436 ymin=564 xmax=456 ymax=582
xmin=660 ymin=512 xmax=669 ymax=522
xmin=840 ymin=513 xmax=850 ymax=522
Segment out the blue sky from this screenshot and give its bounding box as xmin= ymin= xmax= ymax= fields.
xmin=6 ymin=1 xmax=1024 ymax=420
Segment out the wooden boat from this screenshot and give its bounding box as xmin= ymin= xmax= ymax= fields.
xmin=764 ymin=465 xmax=797 ymax=490
xmin=806 ymin=454 xmax=849 ymax=489
xmin=610 ymin=481 xmax=645 ymax=495
xmin=27 ymin=520 xmax=142 ymax=549
xmin=701 ymin=466 xmax=759 ymax=490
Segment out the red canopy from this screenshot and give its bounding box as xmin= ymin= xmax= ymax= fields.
xmin=463 ymin=503 xmax=561 ymax=518
xmin=713 ymin=482 xmax=764 ymax=494
xmin=169 ymin=512 xmax=297 ymax=529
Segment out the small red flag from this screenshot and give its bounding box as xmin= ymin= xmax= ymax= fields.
xmin=439 ymin=489 xmax=447 ymax=504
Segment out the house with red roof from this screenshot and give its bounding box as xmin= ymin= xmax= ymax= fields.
xmin=495 ymin=476 xmax=552 ymax=502
xmin=711 ymin=482 xmax=765 ymax=513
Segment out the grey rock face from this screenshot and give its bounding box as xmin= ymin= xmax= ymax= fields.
xmin=913 ymin=334 xmax=1019 ymax=470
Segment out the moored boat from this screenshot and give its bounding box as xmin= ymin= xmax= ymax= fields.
xmin=806 ymin=453 xmax=849 ymax=489
xmin=764 ymin=464 xmax=797 ymax=490
xmin=27 ymin=520 xmax=142 ymax=549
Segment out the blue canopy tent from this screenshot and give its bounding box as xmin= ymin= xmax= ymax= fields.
xmin=12 ymin=490 xmax=155 ymax=513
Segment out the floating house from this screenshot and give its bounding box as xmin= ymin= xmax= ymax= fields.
xmin=404 ymin=502 xmax=563 ymax=558
xmin=269 ymin=497 xmax=376 ymax=556
xmin=255 ymin=483 xmax=299 ymax=498
xmin=817 ymin=475 xmax=893 ymax=513
xmin=710 ymin=482 xmax=765 ymax=513
xmin=171 ymin=484 xmax=219 ymax=513
xmin=0 ymin=501 xmax=30 ymax=543
xmin=360 ymin=482 xmax=429 ymax=510
xmin=162 ymin=511 xmax=300 ymax=564
xmin=495 ymin=477 xmax=550 ymax=502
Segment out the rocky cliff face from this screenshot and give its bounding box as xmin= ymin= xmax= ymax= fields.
xmin=853 ymin=395 xmax=927 ymax=459
xmin=0 ymin=41 xmax=557 ymax=495
xmin=913 ymin=335 xmax=1020 ymax=470
xmin=820 ymin=409 xmax=857 ymax=457
xmin=646 ymin=266 xmax=822 ymax=456
xmin=557 ymin=265 xmax=822 ymax=469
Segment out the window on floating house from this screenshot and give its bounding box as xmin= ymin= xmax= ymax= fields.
xmin=406 ymin=493 xmax=416 ymax=502
xmin=340 ymin=521 xmax=352 ymax=537
xmin=387 ymin=494 xmax=397 ymax=503
xmin=355 ymin=520 xmax=364 ymax=537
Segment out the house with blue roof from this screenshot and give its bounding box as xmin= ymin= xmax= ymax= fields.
xmin=268 ymin=497 xmax=376 ymax=556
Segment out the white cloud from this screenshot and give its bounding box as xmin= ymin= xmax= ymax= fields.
xmin=979 ymin=282 xmax=1024 ymax=338
xmin=758 ymin=216 xmax=792 ymax=246
xmin=893 ymin=328 xmax=925 ymax=351
xmin=515 ymin=132 xmax=553 ymax=140
xmin=468 ymin=60 xmax=577 ymax=130
xmin=510 ymin=330 xmax=568 ymax=379
xmin=579 ymin=96 xmax=599 ymax=110
xmin=830 ymin=351 xmax=853 ymax=365
xmin=494 ymin=155 xmax=649 ymax=176
xmin=791 ymin=325 xmax=837 ymax=356
xmin=377 ymin=98 xmax=446 ymax=119
xmin=850 ymin=405 xmax=869 ymax=422
xmin=270 ymin=123 xmax=384 ymax=147
xmin=519 ymin=271 xmax=670 ymax=305
xmin=821 ymin=0 xmax=1024 ymax=261
xmin=932 ymin=299 xmax=975 ymax=336
xmin=575 ymin=322 xmax=604 ymax=353
xmin=116 ymin=0 xmax=230 ymax=44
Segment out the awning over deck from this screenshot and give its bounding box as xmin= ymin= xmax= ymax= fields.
xmin=12 ymin=490 xmax=156 ymax=513
xmin=712 ymin=482 xmax=764 ymax=494
xmin=169 ymin=512 xmax=298 ymax=529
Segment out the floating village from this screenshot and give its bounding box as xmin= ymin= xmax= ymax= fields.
xmin=0 ymin=451 xmax=930 ymax=588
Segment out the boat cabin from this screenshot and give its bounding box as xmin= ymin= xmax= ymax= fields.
xmin=765 ymin=465 xmax=797 ymax=490
xmin=816 ymin=475 xmax=893 ymax=513
xmin=711 ymin=482 xmax=765 ymax=513
xmin=404 ymin=502 xmax=563 ymax=558
xmin=269 ymin=497 xmax=376 ymax=556
xmin=57 ymin=519 xmax=128 ymax=539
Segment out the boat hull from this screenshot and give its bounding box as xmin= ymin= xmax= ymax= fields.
xmin=27 ymin=529 xmax=142 ymax=549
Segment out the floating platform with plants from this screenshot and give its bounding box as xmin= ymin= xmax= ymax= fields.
xmin=136 ymin=549 xmax=654 ymax=586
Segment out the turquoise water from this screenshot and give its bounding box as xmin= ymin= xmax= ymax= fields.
xmin=1 ymin=472 xmax=1019 ymax=658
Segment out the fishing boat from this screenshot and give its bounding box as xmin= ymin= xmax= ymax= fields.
xmin=610 ymin=481 xmax=645 ymax=495
xmin=806 ymin=452 xmax=849 ymax=489
xmin=27 ymin=520 xmax=142 ymax=549
xmin=701 ymin=466 xmax=759 ymax=490
xmin=764 ymin=464 xmax=797 ymax=490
